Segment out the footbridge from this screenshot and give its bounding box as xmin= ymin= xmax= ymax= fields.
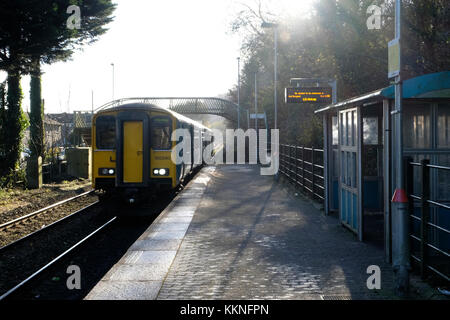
xmin=96 ymin=97 xmax=243 ymax=124
xmin=73 ymin=97 xmax=245 ymax=145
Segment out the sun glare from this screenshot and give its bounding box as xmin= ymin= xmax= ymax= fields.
xmin=278 ymin=0 xmax=316 ymax=16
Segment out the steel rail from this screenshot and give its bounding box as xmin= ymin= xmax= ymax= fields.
xmin=0 ymin=200 xmax=100 ymax=252
xmin=0 ymin=190 xmax=94 ymax=230
xmin=0 ymin=216 xmax=117 ymax=300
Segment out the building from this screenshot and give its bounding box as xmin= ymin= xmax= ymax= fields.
xmin=23 ymin=113 xmax=64 ymax=152
xmin=47 ymin=112 xmax=75 ymax=146
xmin=316 ymin=71 xmax=450 ymax=281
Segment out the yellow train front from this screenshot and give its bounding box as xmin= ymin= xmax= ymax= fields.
xmin=92 ymin=102 xmax=210 ymax=203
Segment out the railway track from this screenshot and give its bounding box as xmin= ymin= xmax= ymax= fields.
xmin=0 ymin=168 xmax=202 ymax=300
xmin=0 ymin=191 xmax=183 ymax=300
xmin=0 ymin=216 xmax=117 ymax=300
xmin=0 ymin=200 xmax=100 ymax=252
xmin=0 ymin=190 xmax=95 ymax=231
xmin=0 ymin=193 xmax=111 ymax=299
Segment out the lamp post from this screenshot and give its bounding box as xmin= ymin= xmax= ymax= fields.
xmin=237 ymin=57 xmax=241 ymax=128
xmin=254 ymin=72 xmax=258 ymax=131
xmin=391 ymin=0 xmax=409 ymax=297
xmin=261 ymin=22 xmax=278 ymax=130
xmin=111 ymin=63 xmax=115 ymax=101
xmin=255 ymin=72 xmax=259 ymax=162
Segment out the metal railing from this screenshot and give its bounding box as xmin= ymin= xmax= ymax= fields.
xmin=405 ymin=157 xmax=450 ymax=282
xmin=279 ymin=144 xmax=324 ymax=203
xmin=95 ymin=97 xmax=242 ymax=124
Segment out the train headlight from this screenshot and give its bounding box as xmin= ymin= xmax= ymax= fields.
xmin=153 ymin=168 xmax=169 ymax=176
xmin=99 ymin=168 xmax=115 ymax=176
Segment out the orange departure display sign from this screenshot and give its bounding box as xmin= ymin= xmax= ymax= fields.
xmin=285 ymin=87 xmax=332 ymax=104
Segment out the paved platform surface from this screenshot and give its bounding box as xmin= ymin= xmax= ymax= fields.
xmin=86 ymin=165 xmax=439 ymax=300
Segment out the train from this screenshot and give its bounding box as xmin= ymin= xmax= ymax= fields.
xmin=91 ymin=102 xmax=212 ymax=203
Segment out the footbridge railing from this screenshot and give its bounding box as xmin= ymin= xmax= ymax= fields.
xmin=95 ymin=97 xmax=243 ymax=125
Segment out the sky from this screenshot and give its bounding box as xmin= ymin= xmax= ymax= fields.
xmin=0 ymin=0 xmax=316 ymax=114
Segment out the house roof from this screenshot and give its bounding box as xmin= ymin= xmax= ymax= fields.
xmin=44 ymin=116 xmax=62 ymax=126
xmin=47 ymin=113 xmax=74 ymax=124
xmin=24 ymin=113 xmax=63 ymax=126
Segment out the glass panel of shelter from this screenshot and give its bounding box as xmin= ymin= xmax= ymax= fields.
xmin=361 ymin=104 xmax=384 ymax=214
xmin=360 ymin=104 xmax=384 ymax=245
xmin=331 ymin=116 xmax=339 ymax=211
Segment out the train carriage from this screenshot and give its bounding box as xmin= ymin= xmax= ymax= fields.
xmin=92 ymin=102 xmax=211 ymax=203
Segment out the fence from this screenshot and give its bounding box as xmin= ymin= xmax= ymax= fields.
xmin=405 ymin=157 xmax=450 ymax=282
xmin=279 ymin=144 xmax=325 ymax=203
xmin=42 ymin=160 xmax=68 ymax=183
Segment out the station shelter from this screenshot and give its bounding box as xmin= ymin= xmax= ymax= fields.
xmin=315 ymin=72 xmax=450 ymax=264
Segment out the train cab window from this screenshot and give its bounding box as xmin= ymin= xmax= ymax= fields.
xmin=151 ymin=117 xmax=172 ymax=150
xmin=96 ymin=116 xmax=116 ymax=149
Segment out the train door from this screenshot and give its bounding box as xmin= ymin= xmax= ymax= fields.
xmin=116 ymin=112 xmax=150 ymax=187
xmin=338 ymin=108 xmax=363 ymax=240
xmin=123 ymin=121 xmax=143 ymax=183
xmin=189 ymin=125 xmax=194 ymax=171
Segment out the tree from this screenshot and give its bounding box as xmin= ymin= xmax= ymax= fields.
xmin=27 ymin=0 xmax=116 ymax=158
xmin=0 ymin=0 xmax=116 ymax=175
xmin=228 ymin=0 xmax=450 ymax=146
xmin=2 ymin=73 xmax=28 ymax=176
xmin=29 ymin=68 xmax=45 ymax=158
xmin=0 ymin=81 xmax=6 ymax=161
xmin=402 ymin=0 xmax=450 ymax=76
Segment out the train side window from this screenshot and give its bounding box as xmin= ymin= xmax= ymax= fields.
xmin=151 ymin=116 xmax=172 ymax=150
xmin=96 ymin=116 xmax=116 ymax=149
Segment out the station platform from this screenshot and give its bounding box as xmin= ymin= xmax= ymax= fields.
xmin=85 ymin=165 xmax=430 ymax=300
